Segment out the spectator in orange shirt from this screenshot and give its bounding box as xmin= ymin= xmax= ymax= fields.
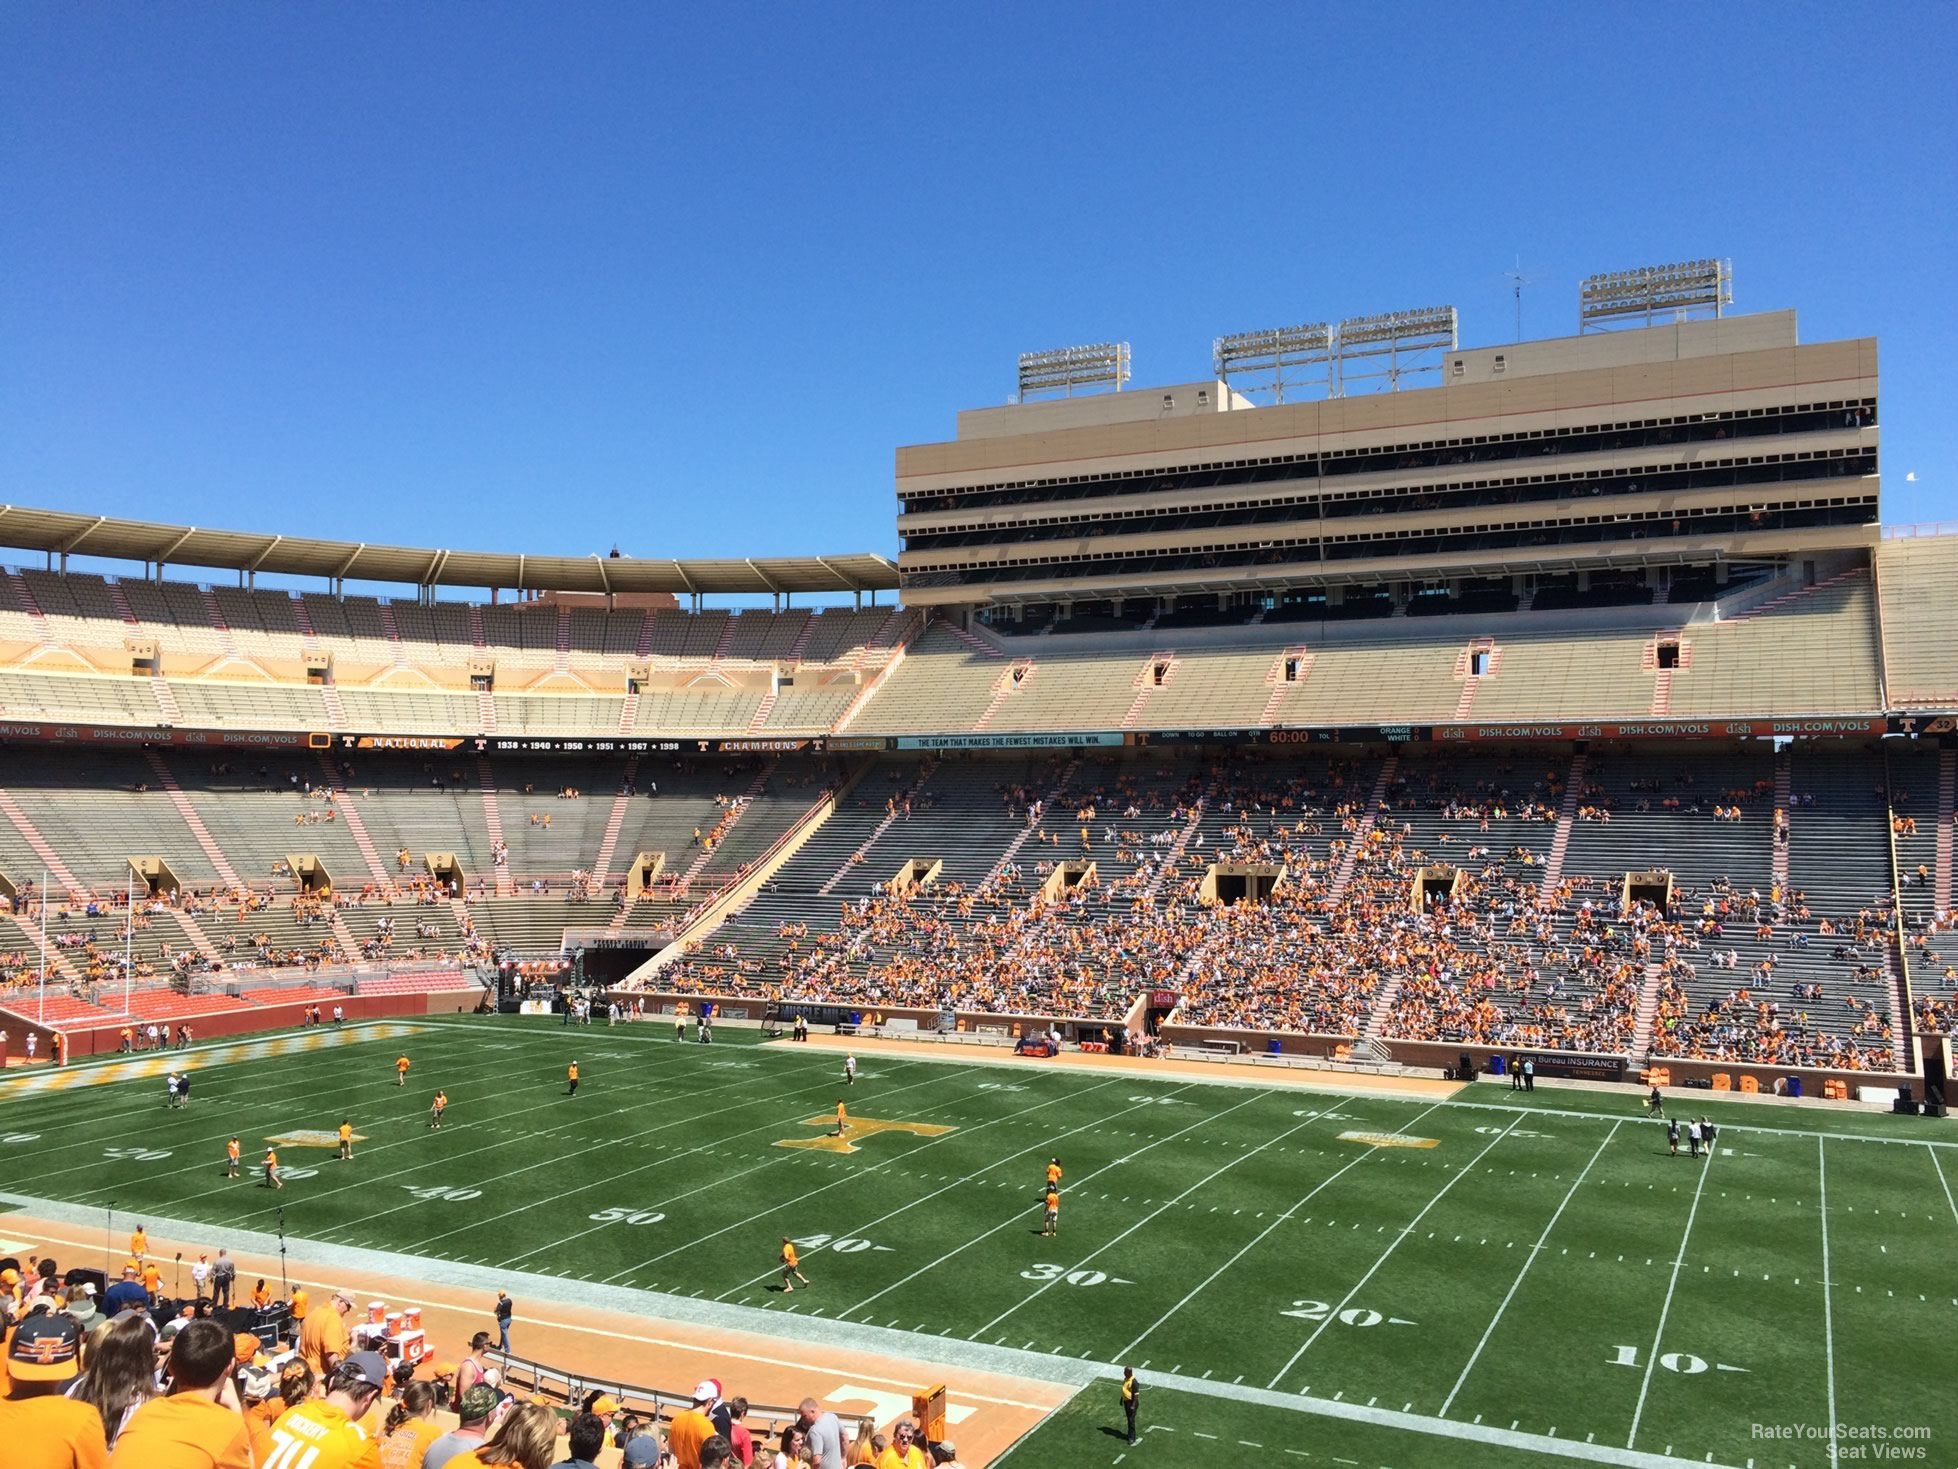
xmin=108 ymin=1319 xmax=253 ymax=1469
xmin=266 ymin=1352 xmax=386 ymax=1469
xmin=298 ymin=1290 xmax=353 ymax=1376
xmin=374 ymin=1380 xmax=442 ymax=1469
xmin=668 ymin=1380 xmax=719 ymax=1469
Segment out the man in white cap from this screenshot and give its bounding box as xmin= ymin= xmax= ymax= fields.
xmin=667 ymin=1380 xmax=718 ymax=1469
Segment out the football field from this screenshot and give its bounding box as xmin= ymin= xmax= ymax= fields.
xmin=2 ymin=1015 xmax=1952 ymax=1467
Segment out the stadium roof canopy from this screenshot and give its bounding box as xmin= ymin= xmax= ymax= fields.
xmin=0 ymin=504 xmax=899 ymax=596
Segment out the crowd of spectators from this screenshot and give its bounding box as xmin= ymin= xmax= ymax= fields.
xmin=0 ymin=1249 xmax=959 ymax=1468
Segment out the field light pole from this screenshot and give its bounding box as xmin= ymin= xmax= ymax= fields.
xmin=105 ymin=1199 xmax=115 ymax=1275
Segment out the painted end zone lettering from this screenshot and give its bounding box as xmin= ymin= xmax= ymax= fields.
xmin=1335 ymin=1131 xmax=1439 ymax=1149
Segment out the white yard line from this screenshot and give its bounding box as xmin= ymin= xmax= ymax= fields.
xmin=1625 ymin=1141 xmax=1718 ymax=1449
xmin=1439 ymin=1119 xmax=1621 ymax=1416
xmin=834 ymin=1088 xmax=1274 ymax=1320
xmin=1263 ymin=1113 xmax=1525 ymax=1391
xmin=1112 ymin=1097 xmax=1453 ymax=1361
xmin=1817 ymin=1136 xmax=1838 ymax=1461
xmin=975 ymin=1107 xmax=1343 ymax=1340
xmin=1930 ymin=1145 xmax=1958 ymax=1226
xmin=597 ymin=1076 xmax=1132 ymax=1284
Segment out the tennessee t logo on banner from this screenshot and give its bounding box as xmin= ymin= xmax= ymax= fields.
xmin=775 ymin=1116 xmax=956 ymax=1155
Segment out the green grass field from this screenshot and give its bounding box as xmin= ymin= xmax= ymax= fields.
xmin=3 ymin=1015 xmax=1953 ymax=1468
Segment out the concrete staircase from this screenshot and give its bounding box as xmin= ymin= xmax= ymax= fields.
xmin=1121 ymin=655 xmax=1175 ymax=729
xmin=940 ymin=620 xmax=1006 ymax=659
xmin=321 ymin=684 xmax=348 ymax=730
xmin=1722 ymin=565 xmax=1866 ymax=622
xmin=143 ymin=751 xmax=242 ymax=888
xmin=668 ymin=761 xmax=776 ymax=897
xmin=1141 ymin=784 xmax=1214 ymax=904
xmin=1358 ymin=983 xmax=1407 ymax=1044
xmin=468 ymin=605 xmax=486 ymax=649
xmin=618 ymin=690 xmax=639 ymax=737
xmin=165 ymin=907 xmax=221 ymax=965
xmin=972 ymin=661 xmax=1033 ymax=731
xmin=105 ymin=580 xmax=142 ymax=627
xmin=1631 ymin=961 xmax=1667 ymax=1055
xmin=1450 ymin=639 xmax=1500 ymax=721
xmin=746 ymin=690 xmax=778 ymax=733
xmin=198 ymin=589 xmax=241 ymax=658
xmin=0 ymin=790 xmax=89 ymax=898
xmin=985 ymin=758 xmax=1081 ymax=884
xmin=1538 ymin=751 xmax=1588 ymax=900
xmin=1326 ymin=755 xmax=1399 ymax=902
xmin=589 ymin=758 xmax=641 ymax=893
xmin=1938 ymin=748 xmax=1956 ymax=914
xmin=328 ymin=909 xmax=362 ymax=963
xmin=553 ymin=607 xmax=572 ymax=674
xmin=314 ymin=752 xmax=393 ymax=888
xmin=5 ymin=571 xmax=54 ymax=646
xmin=1883 ymin=939 xmax=1914 ymax=1072
xmin=1259 ymin=649 xmax=1313 ymax=725
xmin=477 ymin=759 xmax=515 ymax=897
xmin=152 ymin=677 xmax=183 ymax=725
xmin=1772 ymin=751 xmax=1792 ymax=894
xmin=785 ymin=616 xmax=819 ymax=664
xmin=377 ymin=601 xmax=411 ymax=669
xmin=1642 ymin=632 xmax=1689 ymax=717
xmin=476 ymin=690 xmax=496 ymax=734
xmin=710 ymin=616 xmax=740 ymax=661
xmin=821 ymin=760 xmax=942 ymax=897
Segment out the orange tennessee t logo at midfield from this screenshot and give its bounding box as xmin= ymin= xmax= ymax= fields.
xmin=774 ymin=1116 xmax=956 ymax=1155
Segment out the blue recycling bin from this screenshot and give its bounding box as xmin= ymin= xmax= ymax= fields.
xmin=1489 ymin=1054 xmax=1506 ymax=1076
xmin=1786 ymin=1076 xmax=1802 ymax=1098
xmin=1268 ymin=1039 xmax=1282 ymax=1055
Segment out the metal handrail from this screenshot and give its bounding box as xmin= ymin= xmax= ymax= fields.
xmin=487 ymin=1347 xmax=873 ymax=1443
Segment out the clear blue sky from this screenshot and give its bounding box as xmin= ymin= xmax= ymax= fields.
xmin=4 ymin=3 xmax=1953 ymax=592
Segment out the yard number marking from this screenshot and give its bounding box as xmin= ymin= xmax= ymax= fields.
xmin=1475 ymin=1125 xmax=1552 ymax=1139
xmin=1019 ymin=1263 xmax=1133 ymax=1286
xmin=1609 ymin=1345 xmax=1747 ymax=1375
xmin=401 ymin=1184 xmax=482 ymax=1202
xmin=1279 ymin=1298 xmax=1416 ymax=1327
xmin=793 ymin=1233 xmax=894 ymax=1254
xmin=1 ymin=1132 xmax=42 ymax=1143
xmin=588 ymin=1207 xmax=668 ymax=1226
xmin=103 ymin=1145 xmax=171 ymax=1162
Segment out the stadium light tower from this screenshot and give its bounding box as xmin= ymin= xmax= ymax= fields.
xmin=1212 ymin=323 xmax=1333 ymax=404
xmin=1579 ymin=258 xmax=1732 ymax=332
xmin=1332 ymin=305 xmax=1458 ymax=396
xmin=1017 ymin=342 xmax=1132 ymax=400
